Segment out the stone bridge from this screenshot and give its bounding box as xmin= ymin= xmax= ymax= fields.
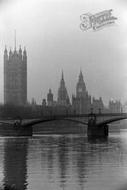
xmin=21 ymin=113 xmax=127 ymax=127
xmin=0 ymin=113 xmax=127 ymax=137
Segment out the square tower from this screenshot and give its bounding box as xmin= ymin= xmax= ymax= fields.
xmin=4 ymin=46 xmax=27 ymax=105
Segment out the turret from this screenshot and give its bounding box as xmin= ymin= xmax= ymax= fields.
xmin=9 ymin=48 xmax=12 ymax=60
xmin=14 ymin=30 xmax=17 ymax=55
xmin=4 ymin=46 xmax=8 ymax=62
xmin=47 ymin=89 xmax=54 ymax=106
xmin=19 ymin=45 xmax=22 ymax=59
xmin=4 ymin=46 xmax=7 ymax=54
xmin=14 ymin=45 xmax=17 ymax=55
xmin=4 ymin=40 xmax=27 ymax=106
xmin=23 ymin=47 xmax=27 ymax=62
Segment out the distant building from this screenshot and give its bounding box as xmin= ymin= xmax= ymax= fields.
xmin=47 ymin=89 xmax=54 ymax=106
xmin=42 ymin=99 xmax=46 ymax=107
xmin=57 ymin=71 xmax=70 ymax=106
xmin=42 ymin=70 xmax=123 ymax=116
xmin=4 ymin=46 xmax=27 ymax=105
xmin=31 ymin=98 xmax=37 ymax=106
xmin=72 ymin=70 xmax=91 ymax=114
xmin=92 ymin=97 xmax=104 ymax=113
xmin=108 ymin=100 xmax=122 ymax=113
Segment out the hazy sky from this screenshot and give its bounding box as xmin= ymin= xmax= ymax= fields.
xmin=0 ymin=0 xmax=127 ymax=105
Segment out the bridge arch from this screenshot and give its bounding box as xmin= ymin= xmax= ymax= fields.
xmin=97 ymin=117 xmax=127 ymax=127
xmin=0 ymin=121 xmax=13 ymax=125
xmin=23 ymin=117 xmax=88 ymax=128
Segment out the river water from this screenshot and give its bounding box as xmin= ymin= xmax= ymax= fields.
xmin=0 ymin=125 xmax=127 ymax=190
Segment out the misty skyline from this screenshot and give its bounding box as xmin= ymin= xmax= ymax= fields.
xmin=0 ymin=0 xmax=127 ymax=105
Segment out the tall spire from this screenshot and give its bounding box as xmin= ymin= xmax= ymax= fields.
xmin=62 ymin=70 xmax=64 ymax=80
xmin=14 ymin=29 xmax=16 ymax=50
xmin=61 ymin=70 xmax=65 ymax=85
xmin=4 ymin=45 xmax=7 ymax=54
xmin=58 ymin=71 xmax=70 ymax=106
xmin=79 ymin=69 xmax=83 ymax=81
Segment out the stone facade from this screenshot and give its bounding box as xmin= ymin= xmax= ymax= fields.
xmin=108 ymin=100 xmax=122 ymax=113
xmin=92 ymin=97 xmax=104 ymax=113
xmin=4 ymin=46 xmax=27 ymax=105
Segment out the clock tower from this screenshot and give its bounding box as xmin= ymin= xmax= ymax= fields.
xmin=76 ymin=70 xmax=86 ymax=98
xmin=72 ymin=70 xmax=91 ymax=114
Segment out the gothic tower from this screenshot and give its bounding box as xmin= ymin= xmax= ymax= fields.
xmin=57 ymin=71 xmax=70 ymax=106
xmin=76 ymin=70 xmax=86 ymax=98
xmin=47 ymin=89 xmax=54 ymax=106
xmin=72 ymin=70 xmax=91 ymax=114
xmin=4 ymin=46 xmax=27 ymax=105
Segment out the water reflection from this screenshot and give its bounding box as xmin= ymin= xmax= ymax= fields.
xmin=3 ymin=138 xmax=28 ymax=190
xmin=1 ymin=132 xmax=127 ymax=190
xmin=28 ymin=134 xmax=127 ymax=190
xmin=57 ymin=136 xmax=69 ymax=189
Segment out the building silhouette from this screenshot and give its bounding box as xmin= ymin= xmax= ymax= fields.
xmin=4 ymin=46 xmax=27 ymax=105
xmin=42 ymin=70 xmax=122 ymax=115
xmin=108 ymin=100 xmax=122 ymax=113
xmin=72 ymin=70 xmax=91 ymax=114
xmin=57 ymin=71 xmax=70 ymax=106
xmin=47 ymin=89 xmax=54 ymax=106
xmin=92 ymin=97 xmax=104 ymax=113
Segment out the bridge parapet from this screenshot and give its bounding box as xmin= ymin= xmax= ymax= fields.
xmin=20 ymin=113 xmax=127 ymax=127
xmin=1 ymin=113 xmax=126 ymax=126
xmin=95 ymin=114 xmax=127 ymax=125
xmin=0 ymin=112 xmax=126 ymax=137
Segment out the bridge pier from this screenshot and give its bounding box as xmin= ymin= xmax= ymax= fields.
xmin=87 ymin=114 xmax=108 ymax=138
xmin=15 ymin=127 xmax=33 ymax=136
xmin=87 ymin=124 xmax=109 ymax=138
xmin=0 ymin=122 xmax=33 ymax=136
xmin=13 ymin=124 xmax=33 ymax=136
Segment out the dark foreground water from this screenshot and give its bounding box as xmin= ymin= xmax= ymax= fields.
xmin=1 ymin=127 xmax=127 ymax=190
